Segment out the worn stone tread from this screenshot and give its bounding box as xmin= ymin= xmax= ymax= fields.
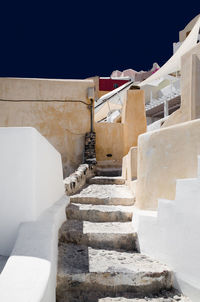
xmin=98 ymin=294 xmax=191 ymax=302
xmin=88 ymin=177 xmax=126 ymax=185
xmin=66 ymin=203 xmax=133 ymax=222
xmin=57 ymin=290 xmax=191 ymax=302
xmin=57 ymin=243 xmax=172 ymax=294
xmin=59 ymin=220 xmax=137 ymax=250
xmin=70 ymin=184 xmax=135 ymax=206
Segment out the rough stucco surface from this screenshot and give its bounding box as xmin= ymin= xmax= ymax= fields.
xmin=95 ymin=122 xmax=124 ymax=162
xmin=122 ymin=90 xmax=146 ymax=155
xmin=136 ymin=119 xmax=200 ymax=210
xmin=0 ymin=78 xmax=94 ymax=177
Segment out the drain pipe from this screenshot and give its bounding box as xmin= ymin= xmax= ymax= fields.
xmin=87 ymin=87 xmax=95 ymax=133
xmin=89 ymin=98 xmax=94 ymax=132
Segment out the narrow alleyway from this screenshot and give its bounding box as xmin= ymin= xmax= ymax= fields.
xmin=56 ymin=176 xmax=190 ymax=302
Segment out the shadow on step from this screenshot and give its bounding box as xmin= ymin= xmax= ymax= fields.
xmin=59 ymin=220 xmax=137 ymax=251
xmin=56 ymin=287 xmax=185 ymax=302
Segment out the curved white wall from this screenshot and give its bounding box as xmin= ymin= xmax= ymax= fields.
xmin=0 ymin=127 xmax=65 ymax=256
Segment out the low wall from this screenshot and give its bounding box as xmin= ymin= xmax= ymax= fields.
xmin=0 ymin=78 xmax=94 ymax=176
xmin=0 ymin=127 xmax=64 ymax=256
xmin=0 ymin=195 xmax=69 ymax=302
xmin=122 ymin=147 xmax=137 ymax=182
xmin=64 ymin=163 xmax=96 ymax=195
xmin=136 ymin=119 xmax=200 ymax=210
xmin=95 ymin=122 xmax=124 ymax=162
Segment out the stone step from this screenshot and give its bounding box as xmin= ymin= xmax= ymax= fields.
xmin=96 ymin=167 xmax=122 ymax=177
xmin=66 ymin=203 xmax=133 ymax=222
xmin=59 ymin=220 xmax=137 ymax=250
xmin=57 ymin=243 xmax=172 ymax=302
xmin=98 ymin=293 xmax=191 ymax=302
xmin=88 ymin=176 xmax=125 ymax=185
xmin=58 ymin=291 xmax=191 ymax=302
xmin=70 ymin=184 xmax=135 ymax=206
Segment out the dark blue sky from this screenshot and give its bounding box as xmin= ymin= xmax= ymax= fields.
xmin=0 ymin=1 xmax=199 ymax=79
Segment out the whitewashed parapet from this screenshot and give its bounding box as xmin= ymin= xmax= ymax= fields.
xmin=0 ymin=195 xmax=69 ymax=302
xmin=64 ymin=164 xmax=96 ymax=195
xmin=0 ymin=127 xmax=65 ymax=256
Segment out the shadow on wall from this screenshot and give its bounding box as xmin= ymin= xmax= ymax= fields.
xmin=95 ymin=90 xmax=147 ymax=164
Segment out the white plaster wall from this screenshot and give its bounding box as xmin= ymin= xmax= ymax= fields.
xmin=133 ymin=157 xmax=200 ymax=301
xmin=0 ymin=127 xmax=64 ymax=256
xmin=0 ymin=195 xmax=69 ymax=302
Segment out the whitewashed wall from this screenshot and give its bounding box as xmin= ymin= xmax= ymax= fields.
xmin=133 ymin=155 xmax=200 ymax=301
xmin=0 ymin=127 xmax=64 ymax=256
xmin=0 ymin=195 xmax=69 ymax=302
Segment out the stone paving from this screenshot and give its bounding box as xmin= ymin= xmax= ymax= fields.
xmin=57 ymin=176 xmax=191 ymax=302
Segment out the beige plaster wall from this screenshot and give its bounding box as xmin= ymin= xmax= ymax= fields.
xmin=122 ymin=90 xmax=147 ymax=155
xmin=163 ymin=43 xmax=200 ymax=128
xmin=95 ymin=89 xmax=146 ymax=165
xmin=98 ymin=91 xmax=109 ymax=98
xmin=136 ymin=119 xmax=200 ymax=210
xmin=95 ymin=122 xmax=124 ymax=162
xmin=86 ymin=76 xmax=99 ymax=101
xmin=0 ymin=78 xmax=94 ymax=177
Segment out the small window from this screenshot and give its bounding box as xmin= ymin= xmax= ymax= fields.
xmin=114 ymin=83 xmax=118 ymax=89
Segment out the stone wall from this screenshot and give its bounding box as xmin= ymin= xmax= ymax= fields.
xmin=64 ymin=163 xmax=96 ymax=196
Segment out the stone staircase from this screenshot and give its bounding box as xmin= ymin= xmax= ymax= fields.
xmin=57 ymin=176 xmax=190 ymax=302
